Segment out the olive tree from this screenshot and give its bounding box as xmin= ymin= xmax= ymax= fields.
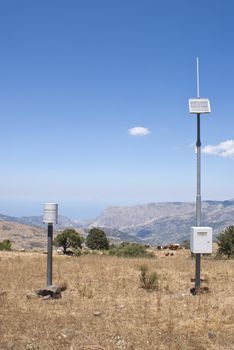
xmin=54 ymin=229 xmax=83 ymax=254
xmin=86 ymin=228 xmax=109 ymax=250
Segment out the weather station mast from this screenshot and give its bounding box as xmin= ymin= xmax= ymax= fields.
xmin=189 ymin=58 xmax=213 ymax=294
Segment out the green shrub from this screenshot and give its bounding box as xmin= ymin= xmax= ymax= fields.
xmin=86 ymin=228 xmax=109 ymax=250
xmin=81 ymin=249 xmax=99 ymax=256
xmin=0 ymin=239 xmax=12 ymax=251
xmin=109 ymin=242 xmax=154 ymax=258
xmin=139 ymin=265 xmax=159 ymax=291
xmin=82 ymin=249 xmax=91 ymax=255
xmin=74 ymin=248 xmax=82 ymax=257
xmin=54 ymin=229 xmax=83 ymax=254
xmin=217 ymin=225 xmax=234 ymax=258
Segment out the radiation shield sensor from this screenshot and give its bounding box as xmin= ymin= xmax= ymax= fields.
xmin=43 ymin=203 xmax=58 ymax=224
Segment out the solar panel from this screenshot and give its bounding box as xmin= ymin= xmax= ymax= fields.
xmin=189 ymin=98 xmax=211 ymax=114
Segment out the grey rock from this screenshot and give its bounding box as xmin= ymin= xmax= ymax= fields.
xmin=36 ymin=285 xmax=62 ymax=299
xmin=47 ymin=285 xmax=62 ymax=294
xmin=26 ymin=292 xmax=39 ymax=300
xmin=93 ymin=311 xmax=102 ymax=316
xmin=41 ymin=295 xmax=52 ymax=301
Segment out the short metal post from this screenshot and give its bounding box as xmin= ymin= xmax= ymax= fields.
xmin=47 ymin=223 xmax=53 ymax=286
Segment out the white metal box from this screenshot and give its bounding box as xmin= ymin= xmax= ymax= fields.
xmin=43 ymin=203 xmax=58 ymax=224
xmin=190 ymin=227 xmax=212 ymax=253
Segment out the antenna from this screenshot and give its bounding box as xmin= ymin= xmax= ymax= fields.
xmin=196 ymin=57 xmax=200 ymax=99
xmin=189 ymin=58 xmax=211 ymax=114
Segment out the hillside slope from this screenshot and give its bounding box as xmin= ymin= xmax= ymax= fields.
xmin=0 ymin=221 xmax=46 ymax=250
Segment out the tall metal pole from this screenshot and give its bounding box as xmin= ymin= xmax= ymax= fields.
xmin=195 ymin=58 xmax=201 ymax=291
xmin=47 ymin=223 xmax=53 ymax=286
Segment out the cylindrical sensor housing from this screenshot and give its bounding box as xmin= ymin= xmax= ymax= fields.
xmin=43 ymin=203 xmax=58 ymax=224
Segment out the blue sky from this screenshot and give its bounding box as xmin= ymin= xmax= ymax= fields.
xmin=0 ymin=0 xmax=234 ymax=219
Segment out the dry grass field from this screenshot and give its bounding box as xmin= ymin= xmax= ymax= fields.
xmin=0 ymin=249 xmax=234 ymax=350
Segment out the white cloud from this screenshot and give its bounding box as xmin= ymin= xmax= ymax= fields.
xmin=128 ymin=126 xmax=150 ymax=136
xmin=202 ymin=140 xmax=234 ymax=158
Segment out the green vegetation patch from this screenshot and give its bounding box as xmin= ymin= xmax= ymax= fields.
xmin=217 ymin=225 xmax=234 ymax=258
xmin=53 ymin=229 xmax=83 ymax=254
xmin=109 ymin=242 xmax=155 ymax=258
xmin=0 ymin=239 xmax=12 ymax=251
xmin=139 ymin=264 xmax=159 ymax=291
xmin=86 ymin=228 xmax=109 ymax=250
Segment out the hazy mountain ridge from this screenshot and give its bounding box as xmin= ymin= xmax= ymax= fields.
xmin=0 ymin=214 xmax=85 ymax=249
xmin=90 ymin=202 xmax=196 ymax=229
xmin=89 ymin=200 xmax=234 ymax=244
xmin=0 ymin=199 xmax=234 ymax=247
xmin=0 ymin=214 xmax=80 ymax=229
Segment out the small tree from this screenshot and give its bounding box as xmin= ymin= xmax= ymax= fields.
xmin=0 ymin=239 xmax=12 ymax=251
xmin=217 ymin=225 xmax=234 ymax=258
xmin=86 ymin=228 xmax=109 ymax=250
xmin=54 ymin=229 xmax=83 ymax=254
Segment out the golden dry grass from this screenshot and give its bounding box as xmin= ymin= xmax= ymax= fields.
xmin=0 ymin=250 xmax=234 ymax=350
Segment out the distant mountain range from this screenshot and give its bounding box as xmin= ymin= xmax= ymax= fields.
xmin=0 ymin=199 xmax=234 ymax=247
xmin=88 ymin=200 xmax=234 ymax=244
xmin=0 ymin=213 xmax=82 ymax=229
